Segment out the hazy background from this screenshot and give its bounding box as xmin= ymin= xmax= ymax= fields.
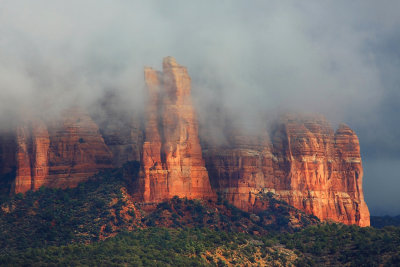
xmin=0 ymin=1 xmax=399 ymax=215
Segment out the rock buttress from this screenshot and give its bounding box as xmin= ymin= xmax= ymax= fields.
xmin=137 ymin=57 xmax=215 ymax=202
xmin=203 ymin=114 xmax=370 ymax=226
xmin=10 ymin=108 xmax=113 ymax=193
xmin=46 ymin=108 xmax=113 ymax=189
xmin=12 ymin=119 xmax=50 ymax=194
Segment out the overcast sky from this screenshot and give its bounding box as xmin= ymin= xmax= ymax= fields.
xmin=0 ymin=1 xmax=399 ymax=215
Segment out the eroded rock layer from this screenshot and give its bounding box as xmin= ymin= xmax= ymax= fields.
xmin=45 ymin=108 xmax=113 ymax=189
xmin=0 ymin=57 xmax=370 ymax=226
xmin=202 ymin=114 xmax=370 ymax=226
xmin=12 ymin=119 xmax=50 ymax=193
xmin=138 ymin=57 xmax=215 ymax=202
xmin=10 ymin=108 xmax=113 ymax=193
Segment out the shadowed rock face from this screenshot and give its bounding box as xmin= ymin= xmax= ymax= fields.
xmin=11 ymin=108 xmax=113 ymax=193
xmin=138 ymin=57 xmax=215 ymax=202
xmin=93 ymin=92 xmax=144 ymax=167
xmin=0 ymin=132 xmax=17 ymax=193
xmin=202 ymin=114 xmax=370 ymax=226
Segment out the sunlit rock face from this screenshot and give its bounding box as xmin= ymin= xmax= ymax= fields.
xmin=137 ymin=57 xmax=215 ymax=202
xmin=11 ymin=108 xmax=113 ymax=193
xmin=202 ymin=127 xmax=275 ymax=212
xmin=203 ymin=114 xmax=370 ymax=226
xmin=0 ymin=57 xmax=370 ymax=226
xmin=12 ymin=119 xmax=50 ymax=193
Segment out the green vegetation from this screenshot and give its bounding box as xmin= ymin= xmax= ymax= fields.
xmin=280 ymin=223 xmax=400 ymax=266
xmin=2 ymin=221 xmax=399 ymax=266
xmin=0 ymin=228 xmax=292 ymax=266
xmin=140 ymin=191 xmax=318 ymax=235
xmin=0 ymin=165 xmax=138 ymax=253
xmin=0 ymin=165 xmax=399 ymax=266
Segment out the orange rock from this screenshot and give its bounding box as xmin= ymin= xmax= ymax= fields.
xmin=140 ymin=67 xmax=167 ymax=202
xmin=13 ymin=123 xmax=35 ymax=194
xmin=137 ymin=57 xmax=215 ymax=202
xmin=203 ymin=130 xmax=274 ymax=211
xmin=10 ymin=108 xmax=113 ymax=193
xmin=0 ymin=58 xmax=370 ymax=227
xmin=203 ymin=114 xmax=370 ymax=226
xmin=334 ymin=124 xmax=370 ymax=226
xmin=11 ymin=119 xmax=50 ymax=194
xmin=45 ymin=108 xmax=113 ymax=189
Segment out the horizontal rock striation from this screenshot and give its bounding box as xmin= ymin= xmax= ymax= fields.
xmin=9 ymin=108 xmax=113 ymax=194
xmin=203 ymin=114 xmax=370 ymax=226
xmin=45 ymin=108 xmax=114 ymax=189
xmin=0 ymin=57 xmax=370 ymax=226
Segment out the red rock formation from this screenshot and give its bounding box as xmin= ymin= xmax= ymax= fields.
xmin=334 ymin=124 xmax=370 ymax=226
xmin=138 ymin=57 xmax=215 ymax=202
xmin=141 ymin=67 xmax=167 ymax=202
xmin=0 ymin=57 xmax=370 ymax=227
xmin=271 ymin=115 xmax=370 ymax=226
xmin=203 ymin=114 xmax=370 ymax=226
xmin=11 ymin=119 xmax=50 ymax=194
xmin=203 ymin=129 xmax=274 ymax=211
xmin=9 ymin=108 xmax=113 ymax=193
xmin=45 ymin=108 xmax=113 ymax=189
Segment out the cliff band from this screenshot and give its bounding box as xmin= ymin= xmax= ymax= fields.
xmin=0 ymin=57 xmax=370 ymax=226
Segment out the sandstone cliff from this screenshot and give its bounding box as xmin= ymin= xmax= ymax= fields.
xmin=138 ymin=57 xmax=215 ymax=202
xmin=12 ymin=119 xmax=50 ymax=193
xmin=203 ymin=114 xmax=370 ymax=226
xmin=45 ymin=108 xmax=113 ymax=189
xmin=10 ymin=108 xmax=113 ymax=193
xmin=0 ymin=58 xmax=370 ymax=226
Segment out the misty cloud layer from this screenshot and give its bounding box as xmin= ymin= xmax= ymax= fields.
xmin=0 ymin=1 xmax=399 ymax=214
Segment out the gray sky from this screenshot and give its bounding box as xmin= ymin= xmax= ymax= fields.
xmin=0 ymin=1 xmax=399 ymax=215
